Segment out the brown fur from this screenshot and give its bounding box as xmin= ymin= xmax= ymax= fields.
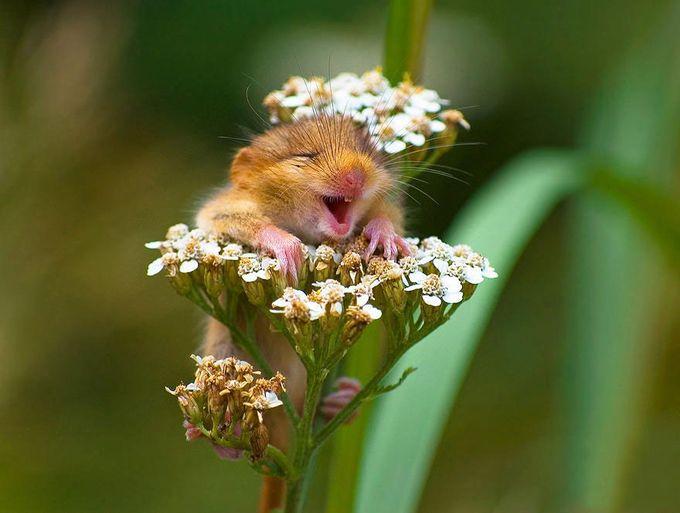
xmin=196 ymin=115 xmax=404 ymax=511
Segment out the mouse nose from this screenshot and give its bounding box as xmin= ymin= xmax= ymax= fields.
xmin=342 ymin=169 xmax=365 ymax=196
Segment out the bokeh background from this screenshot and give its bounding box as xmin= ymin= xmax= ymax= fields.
xmin=1 ymin=1 xmax=677 ymax=512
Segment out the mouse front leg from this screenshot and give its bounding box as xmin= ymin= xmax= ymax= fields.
xmin=196 ymin=188 xmax=305 ymax=282
xmin=361 ymin=199 xmax=411 ymax=261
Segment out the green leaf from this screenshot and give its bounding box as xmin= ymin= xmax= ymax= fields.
xmin=324 ymin=323 xmax=382 ymax=513
xmin=367 ymin=366 xmax=417 ymax=399
xmin=383 ymin=0 xmax=433 ymax=83
xmin=591 ymin=170 xmax=680 ymax=268
xmin=356 ymin=149 xmax=585 ymax=513
xmin=324 ymin=2 xmax=436 ymax=511
xmin=560 ymin=5 xmax=680 ymax=512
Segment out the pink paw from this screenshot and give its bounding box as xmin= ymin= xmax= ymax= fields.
xmin=362 ymin=217 xmax=411 ymax=261
xmin=256 ymin=224 xmax=305 ymax=283
xmin=321 ymin=377 xmax=362 ymax=424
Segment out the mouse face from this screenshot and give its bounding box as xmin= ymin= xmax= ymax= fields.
xmin=230 ymin=115 xmax=394 ymax=242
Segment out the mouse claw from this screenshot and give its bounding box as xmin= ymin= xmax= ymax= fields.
xmin=256 ymin=225 xmax=305 ymax=284
xmin=362 ymin=216 xmax=408 ymax=261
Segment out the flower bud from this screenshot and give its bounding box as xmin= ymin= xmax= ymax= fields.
xmin=377 ymin=263 xmax=407 ymax=313
xmin=312 ymin=245 xmax=338 ymax=282
xmin=200 ymin=253 xmax=225 ymax=298
xmin=238 ymin=255 xmax=269 ymax=306
xmin=249 ymin=423 xmax=270 ymax=461
xmin=170 ymin=272 xmax=193 ymax=296
xmin=341 ymin=305 xmax=381 ymax=346
xmin=338 ymin=251 xmax=363 ymax=286
xmin=166 ymin=384 xmax=203 ymax=424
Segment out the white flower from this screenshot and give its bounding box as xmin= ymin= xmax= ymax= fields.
xmin=238 ymin=254 xmax=271 ymax=282
xmin=222 ymin=243 xmax=243 ymax=260
xmin=463 ymin=264 xmax=484 ymax=284
xmin=292 ymin=105 xmax=316 ymax=120
xmin=147 ymin=251 xmax=180 ymax=276
xmin=310 ymin=245 xmax=341 ymax=270
xmin=409 ymin=88 xmax=446 ymax=113
xmin=271 ymin=287 xmax=325 ymax=320
xmin=145 ymin=223 xmax=191 ymax=249
xmin=271 ymin=287 xmax=309 ymax=309
xmin=398 ymin=256 xmax=427 ymax=284
xmin=263 ymin=69 xmax=455 ymax=155
xmin=418 ymin=241 xmax=454 ymax=274
xmin=348 ymin=275 xmax=379 ymax=306
xmin=313 ymin=279 xmax=349 ymax=316
xmin=405 ymin=273 xmax=462 ymax=306
xmin=455 ymin=252 xmax=499 ymax=283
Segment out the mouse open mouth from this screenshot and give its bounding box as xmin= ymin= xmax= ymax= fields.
xmin=322 ymin=195 xmax=353 ymax=226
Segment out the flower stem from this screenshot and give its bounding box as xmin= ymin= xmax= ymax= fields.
xmin=313 ymin=346 xmax=407 ymax=449
xmin=189 ymin=286 xmax=301 ymax=426
xmin=285 ymin=369 xmax=327 ymax=512
xmin=198 ymin=425 xmax=295 ymax=479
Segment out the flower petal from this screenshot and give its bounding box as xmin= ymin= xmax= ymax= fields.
xmin=464 ymin=266 xmax=484 ymax=284
xmin=180 ymin=259 xmax=199 ymax=273
xmin=433 ymin=258 xmax=449 ymax=274
xmin=362 ymin=304 xmax=382 ymax=319
xmin=441 ymin=275 xmax=462 ymax=292
xmin=443 ymin=290 xmax=463 ymax=304
xmin=147 ymin=258 xmax=165 ymax=276
xmin=384 ymin=139 xmax=407 ymax=154
xmin=422 ymin=295 xmax=442 ymax=307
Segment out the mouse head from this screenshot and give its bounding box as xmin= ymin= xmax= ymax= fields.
xmin=230 ymin=115 xmax=394 ymax=242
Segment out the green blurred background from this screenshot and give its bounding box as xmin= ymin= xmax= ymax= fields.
xmin=1 ymin=1 xmax=677 ymax=512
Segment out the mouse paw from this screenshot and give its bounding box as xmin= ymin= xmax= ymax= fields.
xmin=362 ymin=216 xmax=411 ymax=261
xmin=320 ymin=377 xmax=362 ymax=424
xmin=256 ymin=224 xmax=305 ymax=283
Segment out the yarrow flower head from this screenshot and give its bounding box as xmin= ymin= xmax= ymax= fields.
xmin=165 ymin=355 xmax=287 ymax=460
xmin=146 ymin=226 xmax=497 ymax=309
xmin=262 ymin=68 xmax=470 ymax=155
xmin=405 ymin=273 xmax=463 ymax=307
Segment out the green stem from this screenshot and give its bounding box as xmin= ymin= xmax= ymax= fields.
xmin=190 ymin=287 xmax=301 ymax=426
xmin=313 ymin=346 xmax=407 ymax=449
xmin=198 ymin=425 xmax=295 ymax=479
xmin=285 ymin=370 xmax=327 ymax=513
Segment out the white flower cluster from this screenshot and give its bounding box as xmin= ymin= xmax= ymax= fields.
xmin=270 ymin=280 xmax=383 ymax=323
xmin=263 ymin=68 xmax=470 ymax=154
xmin=146 ymin=223 xmax=236 ymax=276
xmin=146 ymin=225 xmax=496 ymax=319
xmin=405 ymin=236 xmax=497 ymax=306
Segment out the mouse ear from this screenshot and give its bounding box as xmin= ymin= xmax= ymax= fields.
xmin=230 ymin=147 xmax=255 ymax=180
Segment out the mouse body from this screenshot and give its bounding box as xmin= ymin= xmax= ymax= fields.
xmin=195 ymin=115 xmax=408 ymax=512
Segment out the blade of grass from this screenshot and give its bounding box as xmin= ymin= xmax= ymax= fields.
xmin=324 ymin=2 xmax=433 ymax=510
xmin=323 ymin=324 xmax=382 ymax=513
xmin=383 ymin=0 xmax=433 ymax=83
xmin=561 ymin=5 xmax=680 ymax=512
xmin=356 ymin=149 xmax=585 ymax=513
